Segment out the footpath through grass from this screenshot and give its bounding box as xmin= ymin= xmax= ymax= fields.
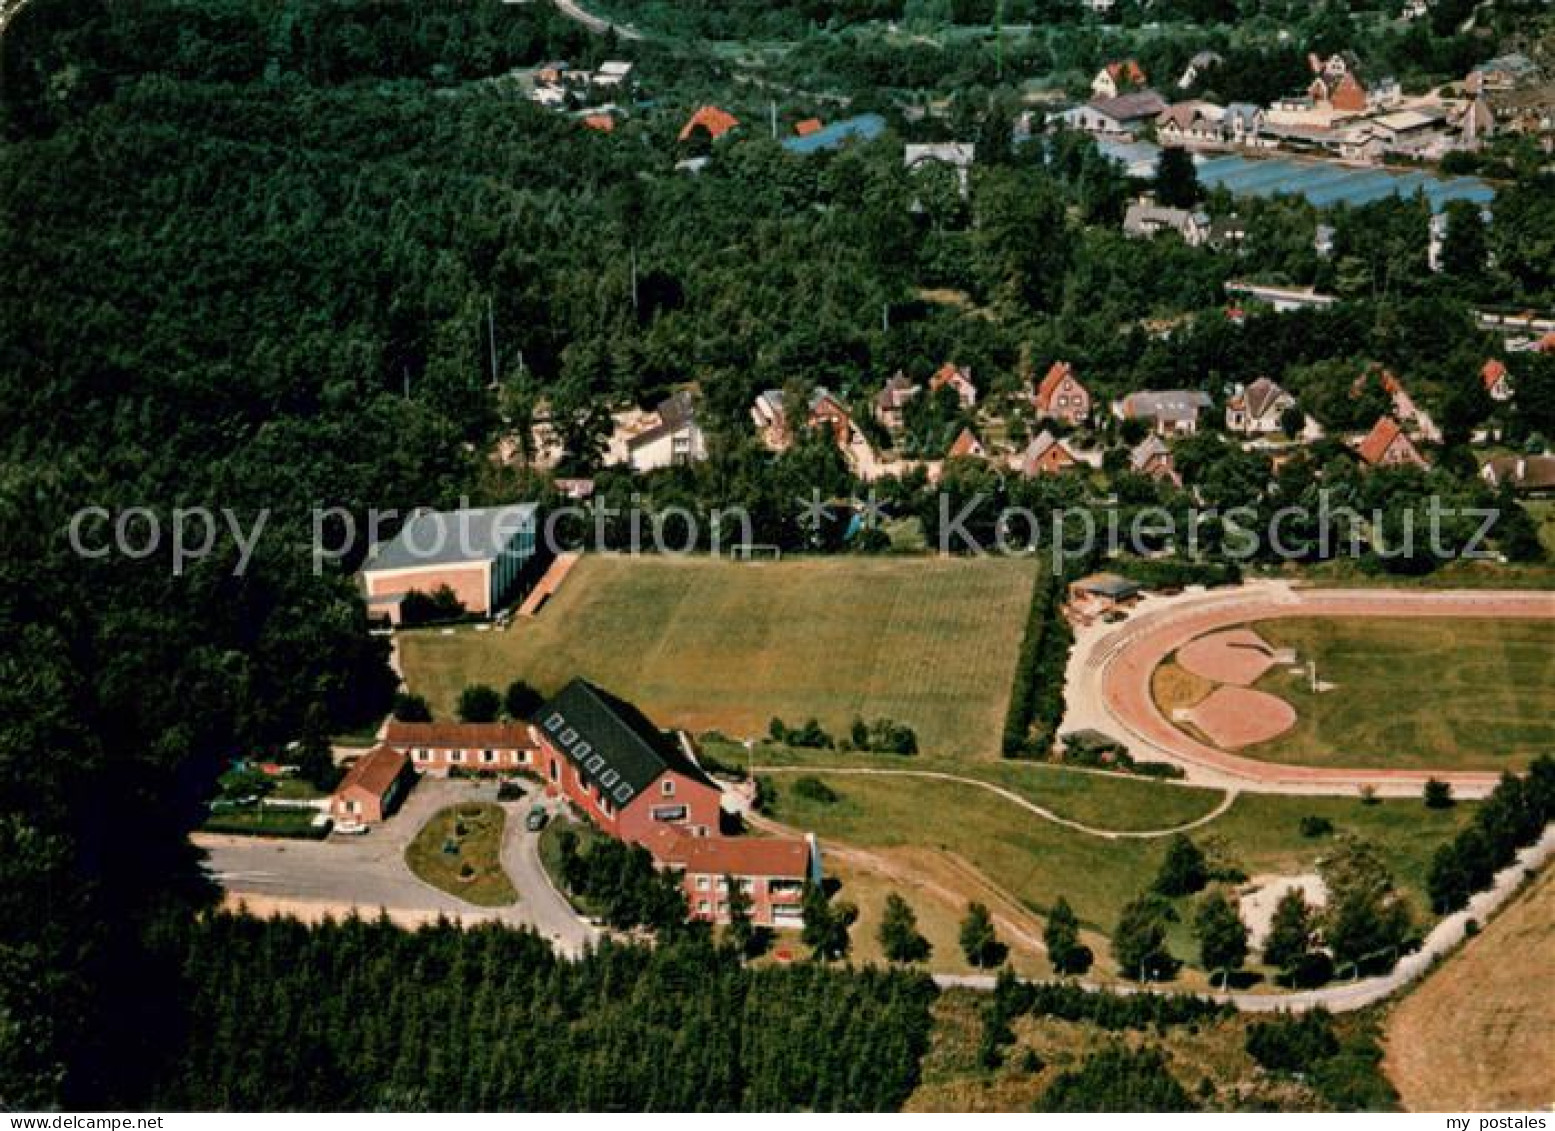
xmin=404 ymin=803 xmax=516 ymax=907
xmin=768 ymin=772 xmax=1473 ymax=976
xmin=400 ymin=554 xmax=1041 ymax=757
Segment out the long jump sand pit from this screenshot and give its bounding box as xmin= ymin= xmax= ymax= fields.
xmin=1176 ymin=628 xmax=1283 ymax=686
xmin=1181 ymin=686 xmax=1298 ymax=749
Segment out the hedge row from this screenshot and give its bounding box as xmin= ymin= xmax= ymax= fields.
xmin=1001 ymin=574 xmax=1073 ymax=757
xmin=1427 ymin=756 xmax=1555 ymax=914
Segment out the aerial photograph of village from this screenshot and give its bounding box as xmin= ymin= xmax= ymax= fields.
xmin=1 ymin=0 xmax=1553 ymax=1118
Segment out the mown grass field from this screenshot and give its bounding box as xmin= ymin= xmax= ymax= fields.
xmin=400 ymin=554 xmax=1042 ymax=757
xmin=768 ymin=771 xmax=1473 ymax=983
xmin=1244 ymin=617 xmax=1555 ymax=770
xmin=404 ymin=803 xmax=516 ymax=907
xmin=1384 ymin=862 xmax=1555 ymax=1112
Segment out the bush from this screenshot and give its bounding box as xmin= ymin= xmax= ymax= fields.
xmin=1423 ymin=778 xmax=1454 ymax=809
xmin=769 ymin=717 xmax=834 ymax=749
xmin=1299 ymin=815 xmax=1334 ymax=838
xmin=392 ymin=691 xmax=433 ymax=723
xmin=399 ymin=584 xmax=467 ymax=627
xmin=1002 ymin=574 xmax=1071 ymax=757
xmin=791 ymin=776 xmax=838 ymax=804
xmin=1246 ymin=1011 xmax=1340 ymax=1074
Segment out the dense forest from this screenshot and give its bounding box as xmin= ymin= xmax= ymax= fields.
xmin=1 ymin=0 xmax=1553 ymax=1109
xmin=148 ymin=915 xmax=937 ymax=1110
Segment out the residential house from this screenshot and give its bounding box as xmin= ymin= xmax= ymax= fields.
xmin=947 ymin=427 xmax=987 ymax=459
xmin=1466 ymin=54 xmax=1540 ymax=94
xmin=1207 ymin=214 xmax=1248 ymax=252
xmin=360 ymin=503 xmax=541 ymax=624
xmin=1113 ymin=390 xmax=1214 ymax=436
xmin=1225 ymin=378 xmax=1296 ymax=435
xmin=591 ymin=61 xmax=634 ymax=92
xmin=532 ymin=679 xmax=817 ymax=927
xmin=794 ymin=117 xmax=823 ymax=137
xmin=874 ymin=373 xmax=921 ymax=432
xmin=1129 ymin=433 xmax=1182 ymax=486
xmin=1482 ymin=358 xmax=1514 ymax=402
xmin=1371 ymin=370 xmax=1442 ymax=443
xmin=1310 ymin=71 xmax=1368 ymax=113
xmin=1017 ymin=430 xmax=1080 ymax=477
xmin=1054 ymin=91 xmax=1168 ymax=136
xmin=624 ymin=391 xmax=707 ymax=472
xmin=929 ymin=362 xmax=978 ymax=409
xmin=751 ymin=387 xmax=860 ymax=451
xmin=1223 ymin=102 xmax=1269 ymax=147
xmin=330 ymin=745 xmax=414 ymax=826
xmin=1178 ymin=51 xmax=1223 ymax=91
xmin=1480 ymin=455 xmax=1555 ymax=496
xmin=679 ymin=105 xmax=740 ymax=143
xmin=1357 ymin=415 xmax=1428 ymax=468
xmin=1033 ymin=361 xmax=1092 ymax=427
xmin=383 ymin=720 xmax=538 ymax=776
xmin=1093 ymin=60 xmax=1148 ymax=100
xmin=1123 ymin=200 xmax=1210 ymax=246
xmin=1156 ymin=101 xmax=1225 ymax=146
xmin=1457 ymin=93 xmax=1496 ymax=149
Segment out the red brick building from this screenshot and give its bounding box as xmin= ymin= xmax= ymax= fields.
xmin=330 ymin=745 xmax=414 ymax=825
xmin=643 ymin=826 xmax=818 ymax=929
xmin=532 ymin=679 xmax=818 ymax=926
xmin=382 ymin=720 xmax=537 ymax=775
xmin=1033 ymin=361 xmax=1091 ymax=426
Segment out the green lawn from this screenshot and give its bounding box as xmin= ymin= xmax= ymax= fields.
xmin=732 ymin=741 xmax=1225 ymax=832
xmin=770 ymin=772 xmax=1472 ymax=976
xmin=399 ymin=554 xmax=1042 ymax=758
xmin=1241 ymin=617 xmax=1555 ymax=770
xmin=404 ymin=803 xmax=516 ymax=907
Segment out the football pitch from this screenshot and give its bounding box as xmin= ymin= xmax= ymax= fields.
xmin=399 ymin=553 xmax=1042 ymax=757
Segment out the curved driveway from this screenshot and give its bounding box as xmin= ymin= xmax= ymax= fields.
xmin=1071 ymin=583 xmax=1554 ymax=798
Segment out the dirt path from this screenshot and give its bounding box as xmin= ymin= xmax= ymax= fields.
xmin=1070 ymin=584 xmax=1554 ymax=798
xmin=759 ymin=765 xmax=1236 ymax=840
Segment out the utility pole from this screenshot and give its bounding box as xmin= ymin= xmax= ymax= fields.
xmin=770 ymin=99 xmax=778 ymax=140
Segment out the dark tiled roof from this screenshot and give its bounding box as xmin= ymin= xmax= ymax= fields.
xmin=537 ymin=679 xmax=715 ymax=807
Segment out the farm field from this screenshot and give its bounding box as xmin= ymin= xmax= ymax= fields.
xmin=768 ymin=771 xmax=1473 ymax=982
xmin=1384 ymin=863 xmax=1555 ymax=1111
xmin=399 ymin=554 xmax=1042 ymax=757
xmin=1236 ymin=617 xmax=1555 ymax=771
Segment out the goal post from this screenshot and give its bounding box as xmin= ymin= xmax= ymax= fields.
xmin=730 ymin=543 xmax=782 ymax=562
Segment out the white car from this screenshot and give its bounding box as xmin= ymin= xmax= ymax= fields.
xmin=332 ymin=820 xmax=369 ymax=836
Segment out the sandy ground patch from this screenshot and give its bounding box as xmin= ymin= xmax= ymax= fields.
xmin=1184 ymin=686 xmax=1299 ymax=749
xmin=1238 ymin=873 xmax=1328 ymax=950
xmin=1177 ymin=628 xmax=1283 ymax=686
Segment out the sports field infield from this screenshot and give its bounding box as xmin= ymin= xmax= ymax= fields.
xmin=399 ymin=554 xmax=1042 ymax=757
xmin=1243 ymin=616 xmax=1555 ymax=771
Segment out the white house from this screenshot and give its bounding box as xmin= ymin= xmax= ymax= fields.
xmin=623 ymin=390 xmax=706 ymax=473
xmin=1225 ymin=378 xmax=1296 ymax=435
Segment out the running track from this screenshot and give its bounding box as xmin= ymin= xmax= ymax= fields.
xmin=1081 ymin=585 xmax=1555 ymax=799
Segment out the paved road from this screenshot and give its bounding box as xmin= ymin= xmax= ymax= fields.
xmin=197 ymin=777 xmax=597 ymax=955
xmin=1066 ymin=582 xmax=1555 ymax=798
xmin=552 ymin=0 xmax=642 ymax=40
xmin=934 ymin=824 xmax=1555 ymax=1014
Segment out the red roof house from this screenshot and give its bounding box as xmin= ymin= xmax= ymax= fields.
xmin=1481 ymin=358 xmax=1513 ymax=401
xmin=679 ymin=105 xmax=740 ymax=143
xmin=947 ymin=427 xmax=986 ymax=460
xmin=1033 ymin=361 xmax=1091 ymax=426
xmin=929 ymin=362 xmax=978 ymax=409
xmin=794 ymin=117 xmax=823 ymax=137
xmin=1357 ymin=416 xmax=1428 ymax=469
xmin=330 ymin=745 xmax=413 ymax=825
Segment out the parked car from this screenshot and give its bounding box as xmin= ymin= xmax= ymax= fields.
xmin=333 ymin=820 xmax=369 ymax=836
xmin=524 ymin=805 xmax=548 ymax=832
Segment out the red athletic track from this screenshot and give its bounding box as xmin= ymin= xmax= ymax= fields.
xmin=1099 ymin=588 xmax=1555 ymax=794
